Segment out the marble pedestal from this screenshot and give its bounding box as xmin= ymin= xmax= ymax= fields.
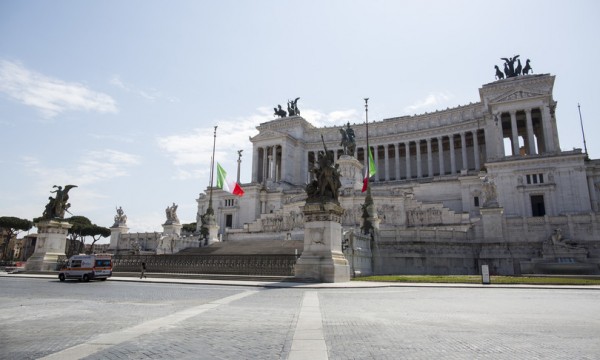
xmin=26 ymin=220 xmax=72 ymax=271
xmin=337 ymin=155 xmax=364 ymax=191
xmin=480 ymin=207 xmax=504 ymax=241
xmin=108 ymin=225 xmax=129 ymax=254
xmin=162 ymin=223 xmax=182 ymax=237
xmin=295 ymin=202 xmax=350 ymax=282
xmin=204 ymin=214 xmax=220 ymax=245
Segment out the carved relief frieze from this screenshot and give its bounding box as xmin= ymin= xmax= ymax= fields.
xmin=406 ymin=208 xmax=443 ymax=227
xmin=492 ymin=90 xmax=545 ymax=103
xmin=304 ymin=212 xmax=343 ymax=223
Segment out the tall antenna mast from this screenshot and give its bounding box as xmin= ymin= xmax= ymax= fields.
xmin=578 ymin=103 xmax=588 ymax=157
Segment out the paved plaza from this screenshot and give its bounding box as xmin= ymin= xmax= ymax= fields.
xmin=1 ymin=275 xmax=599 ymax=359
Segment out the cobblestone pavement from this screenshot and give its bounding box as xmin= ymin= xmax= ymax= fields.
xmin=1 ymin=276 xmax=599 ymax=359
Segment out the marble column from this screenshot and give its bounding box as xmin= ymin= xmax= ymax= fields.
xmin=437 ymin=136 xmax=445 ymax=176
xmin=588 ymin=176 xmax=599 ymax=212
xmin=280 ymin=144 xmax=286 ymax=182
xmin=426 ymin=138 xmax=433 ymax=177
xmin=373 ymin=145 xmax=379 ymax=182
xmin=472 ymin=130 xmax=480 ymax=170
xmin=306 ymin=151 xmax=313 ymax=183
xmin=394 ymin=143 xmax=400 ymax=180
xmin=274 ymin=145 xmax=279 ymax=181
xmin=262 ymin=146 xmax=269 ymax=183
xmin=268 ymin=154 xmax=274 ymax=181
xmin=449 ymin=135 xmax=456 ymax=174
xmin=510 ymin=110 xmax=519 ymax=155
xmin=460 ymin=132 xmax=468 ymax=170
xmin=252 ymin=147 xmax=259 ymax=182
xmin=384 ymin=144 xmax=390 ymax=181
xmin=416 ymin=140 xmax=422 ymax=178
xmin=525 ymin=109 xmax=536 ymax=155
xmin=405 ymin=142 xmax=411 ymax=179
xmin=542 ymin=104 xmax=556 ymax=152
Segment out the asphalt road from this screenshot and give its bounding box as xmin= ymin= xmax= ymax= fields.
xmin=1 ymin=276 xmax=599 ymax=359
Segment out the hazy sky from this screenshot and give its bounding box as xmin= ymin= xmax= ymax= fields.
xmin=1 ymin=0 xmax=599 ymax=241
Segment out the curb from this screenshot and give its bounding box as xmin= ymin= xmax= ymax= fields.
xmin=2 ymin=272 xmax=600 ymax=290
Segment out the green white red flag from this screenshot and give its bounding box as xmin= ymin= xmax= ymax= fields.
xmin=217 ymin=163 xmax=244 ymax=196
xmin=362 ymin=148 xmax=376 ymax=192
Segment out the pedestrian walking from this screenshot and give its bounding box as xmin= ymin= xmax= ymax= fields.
xmin=140 ymin=262 xmax=147 ymax=279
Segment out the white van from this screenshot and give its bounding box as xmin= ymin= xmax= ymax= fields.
xmin=58 ymin=254 xmax=113 ymax=282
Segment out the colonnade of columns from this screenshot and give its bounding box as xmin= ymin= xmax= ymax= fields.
xmin=499 ymin=107 xmax=554 ymax=157
xmin=253 ymin=145 xmax=282 ymax=183
xmin=306 ymin=129 xmax=485 ymax=182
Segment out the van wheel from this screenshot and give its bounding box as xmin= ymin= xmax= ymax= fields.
xmin=59 ymin=274 xmax=65 ymax=282
xmin=100 ymin=278 xmax=107 ymax=281
xmin=82 ymin=274 xmax=90 ymax=282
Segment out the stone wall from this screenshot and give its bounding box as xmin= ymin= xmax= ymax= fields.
xmin=112 ymin=254 xmax=297 ymax=276
xmin=371 ymin=213 xmax=600 ymax=275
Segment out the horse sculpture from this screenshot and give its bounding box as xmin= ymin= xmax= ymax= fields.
xmin=339 ymin=122 xmax=356 ymax=155
xmin=522 ymin=59 xmax=533 ymax=75
xmin=274 ymin=104 xmax=287 ymax=118
xmin=494 ymin=55 xmax=533 ymax=81
xmin=494 ymin=65 xmax=504 ymax=80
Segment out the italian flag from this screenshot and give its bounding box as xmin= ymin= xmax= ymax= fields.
xmin=361 ymin=148 xmax=376 ymax=192
xmin=217 ymin=163 xmax=245 ymax=196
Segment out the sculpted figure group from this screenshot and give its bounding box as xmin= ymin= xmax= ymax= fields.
xmin=494 ymin=55 xmax=533 ymax=80
xmin=113 ymin=206 xmax=127 ymax=226
xmin=42 ymin=184 xmax=78 ymax=220
xmin=305 ymin=135 xmax=342 ymax=203
xmin=165 ymin=202 xmax=179 ymax=224
xmin=274 ymin=97 xmax=301 ymax=118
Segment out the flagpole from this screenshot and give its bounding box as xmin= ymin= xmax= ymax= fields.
xmin=207 ymin=126 xmax=217 ymax=214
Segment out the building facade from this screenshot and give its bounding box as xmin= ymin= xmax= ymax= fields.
xmin=196 ymin=73 xmax=600 ymax=275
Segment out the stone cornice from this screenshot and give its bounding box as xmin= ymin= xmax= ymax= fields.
xmin=486 ymin=151 xmax=586 ymax=170
xmin=479 ymin=74 xmax=555 ymax=110
xmin=250 ymin=129 xmax=301 ymax=146
xmin=256 ymin=116 xmax=314 ymax=131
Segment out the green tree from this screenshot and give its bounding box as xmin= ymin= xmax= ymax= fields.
xmin=81 ymin=224 xmax=111 ymax=254
xmin=182 ymin=222 xmax=196 ymax=233
xmin=64 ymin=216 xmax=108 ymax=255
xmin=0 ymin=216 xmax=33 ymax=260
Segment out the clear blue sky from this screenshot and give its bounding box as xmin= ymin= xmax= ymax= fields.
xmin=1 ymin=1 xmax=599 ymax=241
